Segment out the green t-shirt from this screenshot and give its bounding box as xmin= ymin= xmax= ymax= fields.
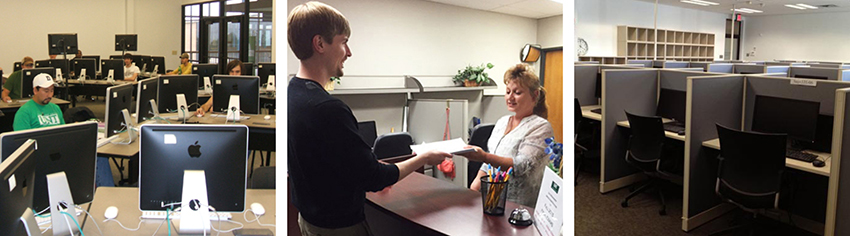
xmin=3 ymin=70 xmax=22 ymax=99
xmin=13 ymin=100 xmax=65 ymax=131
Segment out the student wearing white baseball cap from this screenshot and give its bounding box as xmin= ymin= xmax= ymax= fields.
xmin=13 ymin=73 xmax=65 ymax=130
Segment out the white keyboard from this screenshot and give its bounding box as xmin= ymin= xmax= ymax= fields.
xmin=141 ymin=211 xmax=232 ymax=221
xmin=97 ymin=135 xmax=119 ymax=147
xmin=35 ymin=211 xmax=83 ymax=226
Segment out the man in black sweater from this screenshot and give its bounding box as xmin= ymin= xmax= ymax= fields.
xmin=288 ymin=2 xmax=452 ymax=235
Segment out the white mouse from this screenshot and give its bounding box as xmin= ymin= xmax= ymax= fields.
xmin=104 ymin=206 xmax=118 ymax=220
xmin=263 ymin=115 xmax=271 ymax=120
xmin=250 ymin=202 xmax=265 ymax=216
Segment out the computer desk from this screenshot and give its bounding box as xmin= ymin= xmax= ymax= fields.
xmin=65 ymin=79 xmax=137 ymax=107
xmin=580 ymin=105 xmax=602 ymax=121
xmin=701 ymin=139 xmax=830 ymax=177
xmin=81 ymin=187 xmax=275 ymax=235
xmin=616 ymin=119 xmax=686 ymax=142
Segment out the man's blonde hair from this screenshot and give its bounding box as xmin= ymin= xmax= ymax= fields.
xmin=288 ymin=1 xmax=351 ymax=60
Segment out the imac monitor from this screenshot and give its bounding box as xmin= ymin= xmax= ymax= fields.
xmin=21 ymin=68 xmax=56 ymax=99
xmin=36 ymin=59 xmax=69 ymax=77
xmin=101 ymin=59 xmax=124 ymax=81
xmin=139 ymin=124 xmax=248 ymax=212
xmin=48 ymin=33 xmax=78 ymax=55
xmin=212 ymin=75 xmax=259 ymax=114
xmin=242 ymin=63 xmax=255 ymax=76
xmin=109 ymin=55 xmax=123 ymax=60
xmin=752 ymin=95 xmax=820 ymax=144
xmin=157 ymin=75 xmax=199 ymax=113
xmin=130 ymin=55 xmax=145 ymax=71
xmin=150 ymin=56 xmax=166 ymax=74
xmin=105 ymin=84 xmax=135 ymax=138
xmin=193 ymin=64 xmax=218 ymax=90
xmin=257 ymin=63 xmax=275 ymax=86
xmin=0 ymin=122 xmax=98 ymax=212
xmin=139 ymin=55 xmax=152 ymax=72
xmin=115 ymin=34 xmax=138 ymax=51
xmin=0 ymin=139 xmax=38 ymax=235
xmin=72 ymin=58 xmax=97 ymax=80
xmin=14 ymin=62 xmax=22 ymax=72
xmin=136 ymin=78 xmax=159 ymax=124
xmin=357 ymin=121 xmax=378 ymax=148
xmin=656 ymin=88 xmax=687 ymax=123
xmin=81 ymin=55 xmax=101 ymax=71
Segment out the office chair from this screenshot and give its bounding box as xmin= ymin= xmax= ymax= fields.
xmin=467 ymin=123 xmax=495 ymax=188
xmin=574 ymin=99 xmax=601 ymax=186
xmin=373 ymin=132 xmax=414 ymax=159
xmin=712 ymin=124 xmax=786 ymax=236
xmin=575 ymin=99 xmax=587 ymax=186
xmin=621 ymin=111 xmax=680 ymax=215
xmin=251 ymin=166 xmax=275 ymax=189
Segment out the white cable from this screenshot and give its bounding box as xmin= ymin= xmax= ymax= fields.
xmin=36 ymin=207 xmax=50 ymax=215
xmin=243 ymin=210 xmax=275 ymax=227
xmin=102 ymin=217 xmax=144 ymax=231
xmin=62 ymin=211 xmax=74 ymax=235
xmin=76 ymin=205 xmax=105 ymax=236
xmin=209 ymin=206 xmax=243 ymax=234
xmin=41 ymin=226 xmax=51 ymax=234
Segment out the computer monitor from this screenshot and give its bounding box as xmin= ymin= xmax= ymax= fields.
xmin=139 ymin=124 xmax=248 ymax=212
xmin=193 ymin=63 xmax=218 ymax=90
xmin=357 ymin=121 xmax=378 ymax=147
xmin=752 ymin=95 xmax=820 ymax=144
xmin=0 ymin=139 xmax=38 ymax=236
xmin=35 ymin=59 xmax=69 ymax=78
xmin=136 ymin=78 xmax=159 ymax=124
xmin=101 ymin=59 xmax=124 ymax=80
xmin=157 ymin=75 xmax=198 ymax=113
xmin=72 ymin=58 xmax=97 ymax=80
xmin=594 ymin=73 xmax=602 ymax=99
xmin=130 ymin=54 xmax=144 ymax=71
xmin=109 ymin=55 xmax=123 ymax=60
xmin=212 ymin=75 xmax=259 ymax=114
xmin=21 ymin=68 xmax=55 ymax=99
xmin=48 ymin=33 xmax=78 ymax=55
xmin=150 ymin=56 xmax=166 ymax=74
xmin=139 ymin=55 xmax=151 ymax=72
xmin=0 ymin=122 xmax=98 ymax=212
xmin=105 ymin=84 xmax=135 ymax=138
xmin=794 ymin=74 xmax=829 ymax=80
xmin=81 ymin=55 xmax=101 ymax=71
xmin=656 ymin=88 xmax=687 ymax=123
xmin=242 ymin=63 xmax=255 ymax=76
xmin=257 ymin=63 xmax=275 ymax=86
xmin=13 ymin=62 xmax=22 ymax=72
xmin=115 ymin=34 xmax=138 ymax=51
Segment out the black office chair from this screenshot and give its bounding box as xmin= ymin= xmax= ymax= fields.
xmin=466 ymin=123 xmax=495 ymax=188
xmin=373 ymin=132 xmax=414 ymax=159
xmin=575 ymin=99 xmax=588 ymax=185
xmin=712 ymin=124 xmax=786 ymax=236
xmin=621 ymin=111 xmax=680 ymax=215
xmin=250 ymin=166 xmax=275 ymax=189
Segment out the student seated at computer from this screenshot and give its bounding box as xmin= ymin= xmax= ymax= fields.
xmin=165 ymin=53 xmax=193 ymax=75
xmin=123 ymin=53 xmax=140 ymax=81
xmin=13 ymin=74 xmax=64 ymax=130
xmin=457 ymin=63 xmax=555 ymax=208
xmin=2 ymin=57 xmax=34 ymax=103
xmin=195 ymin=60 xmax=243 ymax=116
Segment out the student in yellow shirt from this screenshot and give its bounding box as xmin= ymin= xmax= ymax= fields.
xmin=166 ymin=53 xmax=193 ymax=75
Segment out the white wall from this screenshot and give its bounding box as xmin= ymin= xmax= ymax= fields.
xmin=575 ymin=0 xmax=727 ymax=60
xmin=538 ymin=15 xmax=564 ymax=48
xmin=0 ymin=0 xmax=182 ymax=71
xmin=742 ymin=12 xmax=850 ymax=62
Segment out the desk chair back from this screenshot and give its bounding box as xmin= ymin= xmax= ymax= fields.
xmin=373 ymin=132 xmax=413 ymax=159
xmin=624 ymin=111 xmax=665 ymax=172
xmin=716 ymin=124 xmax=786 ymax=210
xmin=251 ymin=166 xmax=275 ymax=189
xmin=467 ymin=123 xmax=495 ymax=187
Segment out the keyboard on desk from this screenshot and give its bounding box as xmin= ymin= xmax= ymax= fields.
xmin=662 ymin=122 xmax=685 ymax=134
xmin=141 ymin=211 xmax=232 ymax=221
xmin=786 ymin=149 xmax=818 ymax=162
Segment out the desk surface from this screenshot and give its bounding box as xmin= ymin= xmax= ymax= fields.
xmin=97 ymin=132 xmax=140 ymax=157
xmin=616 ymin=120 xmax=685 ymax=141
xmin=0 ymin=98 xmax=70 ymax=109
xmin=66 ymin=79 xmax=137 ymax=85
xmin=189 ymin=114 xmax=276 ymax=129
xmin=82 ymin=187 xmax=275 ymax=235
xmin=365 ymin=172 xmax=539 ymax=236
xmin=580 ymin=105 xmax=602 ymax=121
xmin=702 ymin=138 xmax=830 ymax=176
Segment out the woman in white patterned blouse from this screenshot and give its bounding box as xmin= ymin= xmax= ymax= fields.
xmin=458 ymin=63 xmax=554 ymax=208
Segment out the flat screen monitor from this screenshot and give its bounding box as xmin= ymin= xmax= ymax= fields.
xmin=139 ymin=55 xmax=151 ymax=72
xmin=14 ymin=62 xmax=22 ymax=72
xmin=48 ymin=33 xmax=78 ymax=55
xmin=130 ymin=55 xmax=144 ymax=71
xmin=357 ymin=121 xmax=378 ymax=148
xmin=594 ymin=73 xmax=602 ymax=99
xmin=105 ymin=84 xmax=135 ymax=138
xmin=115 ymin=34 xmax=138 ymax=51
xmin=136 ymin=78 xmax=159 ymax=124
xmin=101 ymin=59 xmax=124 ymax=80
xmin=242 ymin=63 xmax=254 ymax=76
xmin=794 ymin=74 xmax=829 ymax=80
xmin=139 ymin=124 xmax=248 ymax=212
xmin=193 ymin=63 xmax=218 ymax=90
xmin=257 ymin=63 xmax=275 ymax=86
xmin=0 ymin=139 xmax=37 ymax=235
xmin=752 ymin=95 xmax=820 ymax=143
xmin=35 ymin=59 xmax=69 ymax=77
xmin=212 ymin=75 xmax=259 ymax=114
xmin=0 ymin=122 xmax=98 ymax=212
xmin=157 ymin=75 xmax=199 ymax=113
xmin=150 ymin=56 xmax=165 ymax=74
xmin=109 ymin=55 xmax=122 ymax=60
xmin=72 ymin=58 xmax=97 ymax=80
xmin=656 ymin=88 xmax=687 ymax=123
xmin=81 ymin=55 xmax=100 ymax=71
xmin=21 ymin=68 xmax=56 ymax=99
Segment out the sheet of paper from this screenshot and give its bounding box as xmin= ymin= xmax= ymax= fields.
xmin=409 ymin=138 xmax=473 ymax=155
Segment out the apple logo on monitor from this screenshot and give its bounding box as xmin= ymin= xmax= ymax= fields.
xmin=188 ymin=141 xmax=201 ymax=158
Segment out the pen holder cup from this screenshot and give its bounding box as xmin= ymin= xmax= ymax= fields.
xmin=480 ymin=176 xmax=509 ymax=216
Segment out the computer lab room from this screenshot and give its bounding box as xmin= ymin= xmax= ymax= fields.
xmin=574 ymin=0 xmax=850 ymax=235
xmin=0 ymin=0 xmax=278 ymax=235
xmin=286 ymin=0 xmax=564 ymax=235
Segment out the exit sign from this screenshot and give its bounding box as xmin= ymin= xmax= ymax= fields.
xmin=736 ymin=14 xmax=742 ymax=21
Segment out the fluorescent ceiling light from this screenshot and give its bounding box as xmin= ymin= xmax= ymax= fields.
xmin=798 ymin=4 xmax=818 ymax=9
xmin=681 ymin=0 xmax=719 ymax=6
xmin=734 ymin=8 xmax=763 ymax=13
xmin=784 ymin=4 xmax=806 ymax=10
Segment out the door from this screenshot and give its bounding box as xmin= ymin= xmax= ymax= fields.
xmin=200 ymin=16 xmax=246 ymax=73
xmin=543 ymin=50 xmax=564 ymax=142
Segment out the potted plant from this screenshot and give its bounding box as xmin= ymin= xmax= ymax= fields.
xmin=326 ymin=77 xmax=341 ymax=91
xmin=453 ymin=63 xmax=494 ymax=87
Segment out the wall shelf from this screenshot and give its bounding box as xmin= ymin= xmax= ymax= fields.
xmin=616 ymin=25 xmax=716 ymax=62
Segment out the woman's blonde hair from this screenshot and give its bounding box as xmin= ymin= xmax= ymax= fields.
xmin=503 ymin=63 xmax=547 ymax=119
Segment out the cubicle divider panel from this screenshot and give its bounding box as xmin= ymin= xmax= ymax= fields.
xmin=664 ymin=62 xmax=690 ymax=68
xmin=627 ymin=60 xmax=653 ymax=68
xmin=840 ymin=70 xmax=850 ymax=81
xmin=706 ymin=64 xmax=734 ymax=74
xmin=600 ymin=69 xmax=658 ymax=193
xmin=689 ymin=62 xmax=710 ymax=71
xmin=660 ymin=70 xmax=717 ymax=91
xmin=743 ymin=76 xmax=850 ymax=130
xmin=683 ymin=75 xmax=744 ymax=230
xmin=734 ymin=64 xmax=767 ymax=74
xmin=575 ymin=65 xmax=600 ymax=106
xmin=765 ymin=66 xmax=790 ymax=75
xmin=789 ymin=67 xmax=843 ymax=81
xmin=827 ymin=88 xmax=850 ymax=236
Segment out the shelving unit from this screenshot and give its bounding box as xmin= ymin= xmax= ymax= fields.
xmin=578 ymin=56 xmax=628 ymax=64
xmin=617 ymin=25 xmax=715 ymax=62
